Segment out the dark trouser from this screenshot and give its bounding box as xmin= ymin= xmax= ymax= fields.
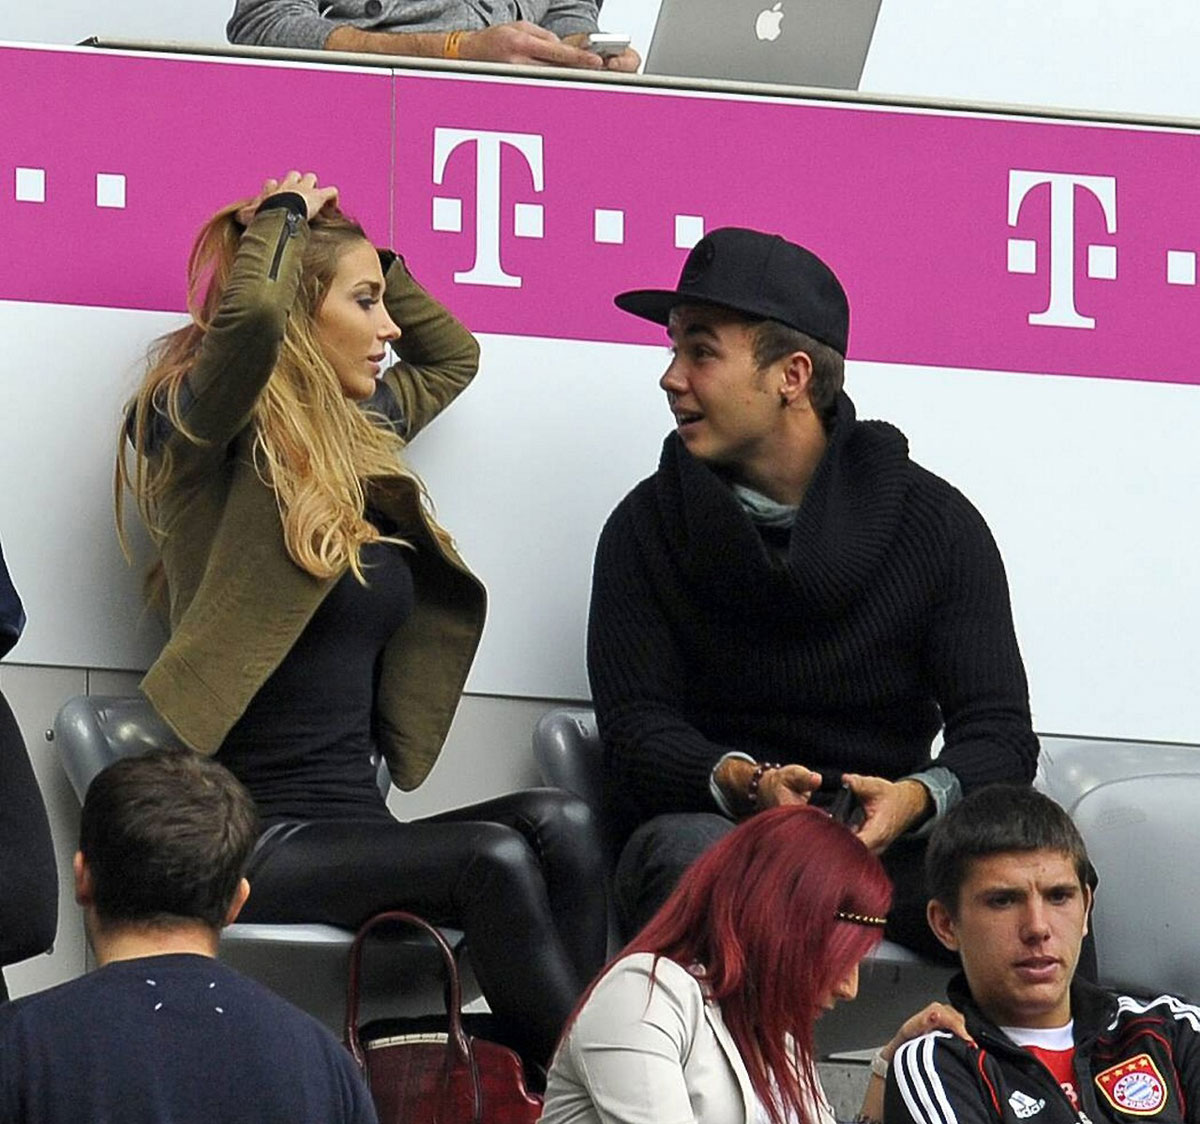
xmin=0 ymin=687 xmax=57 ymax=989
xmin=613 ymin=811 xmax=956 ymax=964
xmin=241 ymin=788 xmax=608 ymax=1066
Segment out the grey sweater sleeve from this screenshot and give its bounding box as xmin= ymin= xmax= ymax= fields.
xmin=227 ymin=0 xmax=341 ymax=49
xmin=227 ymin=0 xmax=601 ymax=48
xmin=537 ymin=0 xmax=601 ymax=37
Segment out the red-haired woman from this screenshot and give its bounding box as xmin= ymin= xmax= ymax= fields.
xmin=540 ymin=805 xmax=969 ymax=1124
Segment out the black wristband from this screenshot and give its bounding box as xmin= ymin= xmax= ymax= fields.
xmin=255 ymin=192 xmax=308 ymax=219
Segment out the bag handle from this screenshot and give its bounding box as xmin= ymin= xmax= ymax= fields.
xmin=344 ymin=909 xmax=471 ymax=1069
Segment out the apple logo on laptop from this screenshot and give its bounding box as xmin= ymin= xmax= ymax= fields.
xmin=755 ymin=2 xmax=784 ymax=42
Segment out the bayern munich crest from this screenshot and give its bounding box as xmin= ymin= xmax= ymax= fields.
xmin=1096 ymin=1054 xmax=1169 ymax=1115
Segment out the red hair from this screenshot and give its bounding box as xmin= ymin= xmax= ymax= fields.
xmin=624 ymin=806 xmax=891 ymax=1124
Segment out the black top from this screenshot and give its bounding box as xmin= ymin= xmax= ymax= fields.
xmin=218 ymin=537 xmax=414 ymax=822
xmin=587 ymin=392 xmax=1039 ymax=821
xmin=0 ymin=540 xmax=24 ymax=660
xmin=0 ymin=954 xmax=377 ymax=1123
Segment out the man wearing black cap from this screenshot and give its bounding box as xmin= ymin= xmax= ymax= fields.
xmin=589 ymin=227 xmax=1038 ymax=955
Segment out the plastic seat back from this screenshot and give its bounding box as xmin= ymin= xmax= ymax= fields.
xmin=53 ymin=694 xmax=181 ymax=801
xmin=50 ymin=692 xmax=467 ymax=1031
xmin=1038 ymin=737 xmax=1200 ymax=1002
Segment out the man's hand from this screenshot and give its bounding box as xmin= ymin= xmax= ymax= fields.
xmin=843 ymin=774 xmax=933 ymax=853
xmin=562 ymin=33 xmax=641 ymax=73
xmin=460 ymin=22 xmax=602 ymax=67
xmin=325 ymin=21 xmax=603 ymax=68
xmin=715 ymin=758 xmax=821 ymax=815
xmin=759 ymin=764 xmax=822 ymax=808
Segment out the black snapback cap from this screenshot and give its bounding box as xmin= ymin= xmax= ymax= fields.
xmin=614 ymin=227 xmax=849 ymax=356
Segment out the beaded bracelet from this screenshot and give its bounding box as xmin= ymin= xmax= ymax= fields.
xmin=747 ymin=761 xmax=781 ymax=810
xmin=443 ymin=29 xmax=465 ymax=59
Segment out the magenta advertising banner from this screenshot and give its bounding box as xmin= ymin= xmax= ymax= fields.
xmin=2 ymin=45 xmax=1199 ymax=387
xmin=394 ymin=77 xmax=1200 ymax=387
xmin=0 ymin=46 xmax=392 ymax=313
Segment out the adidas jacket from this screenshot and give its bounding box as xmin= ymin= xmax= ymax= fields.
xmin=886 ymin=974 xmax=1200 ymax=1124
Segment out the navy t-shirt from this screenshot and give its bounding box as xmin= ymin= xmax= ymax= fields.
xmin=0 ymin=953 xmax=378 ymax=1124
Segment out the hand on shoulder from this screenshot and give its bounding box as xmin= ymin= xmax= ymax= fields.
xmin=882 ymin=1002 xmax=975 ymax=1066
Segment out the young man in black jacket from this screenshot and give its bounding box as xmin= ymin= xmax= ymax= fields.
xmin=886 ymin=785 xmax=1200 ymax=1124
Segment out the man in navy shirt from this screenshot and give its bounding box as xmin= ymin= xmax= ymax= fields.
xmin=0 ymin=749 xmax=377 ymax=1123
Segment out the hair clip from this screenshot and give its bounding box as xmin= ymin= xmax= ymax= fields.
xmin=834 ymin=909 xmax=887 ymax=928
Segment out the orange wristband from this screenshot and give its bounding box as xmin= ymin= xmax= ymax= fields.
xmin=443 ymin=30 xmax=465 ymax=59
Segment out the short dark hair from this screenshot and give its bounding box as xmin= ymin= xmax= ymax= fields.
xmin=79 ymin=749 xmax=259 ymax=929
xmin=750 ymin=319 xmax=844 ymax=428
xmin=925 ymin=785 xmax=1091 ymax=915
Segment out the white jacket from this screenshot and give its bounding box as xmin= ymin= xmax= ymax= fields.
xmin=540 ymin=952 xmax=836 ymax=1124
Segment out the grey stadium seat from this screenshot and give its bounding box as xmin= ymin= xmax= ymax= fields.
xmin=51 ymin=693 xmax=474 ymax=1032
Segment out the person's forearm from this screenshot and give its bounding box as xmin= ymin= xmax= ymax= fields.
xmin=599 ymin=703 xmax=730 ymax=817
xmin=325 ymin=24 xmax=449 ymax=57
xmin=378 ymin=256 xmax=479 ymax=439
xmin=924 ymin=502 xmax=1039 ymax=791
xmin=331 ymin=21 xmax=604 ymax=68
xmin=859 ymin=1070 xmax=887 ymax=1124
xmin=588 ymin=526 xmax=733 ymax=815
xmin=180 ymin=205 xmax=308 ymax=448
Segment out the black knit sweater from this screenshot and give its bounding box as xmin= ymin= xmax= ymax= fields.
xmin=587 ymin=393 xmax=1038 ymax=821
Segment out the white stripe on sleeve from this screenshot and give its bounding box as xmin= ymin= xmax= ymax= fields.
xmin=1115 ymin=994 xmax=1200 ymax=1034
xmin=894 ymin=1032 xmax=959 ymax=1124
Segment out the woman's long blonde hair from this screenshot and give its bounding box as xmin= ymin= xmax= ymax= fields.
xmin=117 ymin=200 xmax=418 ymax=586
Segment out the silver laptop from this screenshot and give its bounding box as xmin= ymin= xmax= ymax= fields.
xmin=645 ymin=0 xmax=883 ymax=90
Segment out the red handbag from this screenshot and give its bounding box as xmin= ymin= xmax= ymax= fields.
xmin=345 ymin=910 xmax=543 ymax=1124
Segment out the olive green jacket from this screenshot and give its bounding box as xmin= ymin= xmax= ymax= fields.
xmin=138 ymin=205 xmax=485 ymax=790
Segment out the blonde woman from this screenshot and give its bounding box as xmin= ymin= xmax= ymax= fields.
xmin=118 ymin=171 xmax=606 ymax=1067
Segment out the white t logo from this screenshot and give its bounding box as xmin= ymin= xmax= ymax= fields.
xmin=1007 ymin=170 xmax=1117 ymax=329
xmin=432 ymin=127 xmax=545 ymax=289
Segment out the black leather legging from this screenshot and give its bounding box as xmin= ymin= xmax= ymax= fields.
xmin=240 ymin=787 xmax=607 ymax=1065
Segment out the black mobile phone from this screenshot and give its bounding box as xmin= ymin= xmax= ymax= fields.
xmin=821 ymin=772 xmax=861 ymax=826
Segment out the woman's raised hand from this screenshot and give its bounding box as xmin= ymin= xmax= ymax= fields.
xmin=235 ymin=171 xmax=340 ymax=227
